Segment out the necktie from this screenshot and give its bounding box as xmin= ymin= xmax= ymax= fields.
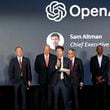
xmin=58 ymin=58 xmax=61 ymax=68
xmin=45 ymin=55 xmax=49 ymax=67
xmin=70 ymin=60 xmax=74 ymax=72
xmin=18 ymin=57 xmax=23 ymax=77
xmin=19 ymin=57 xmax=22 ymax=69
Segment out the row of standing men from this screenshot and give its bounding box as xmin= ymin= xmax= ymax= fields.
xmin=9 ymin=44 xmax=109 ymax=110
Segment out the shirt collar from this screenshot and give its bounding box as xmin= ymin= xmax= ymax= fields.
xmin=44 ymin=54 xmax=49 ymax=57
xmin=71 ymin=57 xmax=75 ymax=61
xmin=97 ymin=55 xmax=103 ymax=58
xmin=60 ymin=56 xmax=63 ymax=60
xmin=17 ymin=56 xmax=23 ymax=61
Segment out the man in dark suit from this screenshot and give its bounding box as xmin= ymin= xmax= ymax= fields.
xmin=34 ymin=44 xmax=57 ymax=110
xmin=90 ymin=45 xmax=109 ymax=110
xmin=52 ymin=46 xmax=70 ymax=110
xmin=67 ymin=48 xmax=84 ymax=110
xmin=9 ymin=46 xmax=32 ymax=110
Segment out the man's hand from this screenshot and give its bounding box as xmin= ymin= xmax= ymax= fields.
xmin=28 ymin=81 xmax=32 ymax=87
xmin=27 ymin=81 xmax=32 ymax=90
xmin=96 ymin=76 xmax=104 ymax=84
xmin=60 ymin=68 xmax=70 ymax=76
xmin=80 ymin=82 xmax=84 ymax=89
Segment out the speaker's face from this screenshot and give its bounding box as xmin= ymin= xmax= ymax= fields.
xmin=56 ymin=48 xmax=64 ymax=58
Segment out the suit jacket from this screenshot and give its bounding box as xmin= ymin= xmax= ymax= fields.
xmin=9 ymin=56 xmax=32 ymax=86
xmin=52 ymin=57 xmax=70 ymax=87
xmin=90 ymin=55 xmax=109 ymax=84
xmin=34 ymin=53 xmax=57 ymax=85
xmin=70 ymin=57 xmax=84 ymax=86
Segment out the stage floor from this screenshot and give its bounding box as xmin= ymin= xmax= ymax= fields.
xmin=0 ymin=85 xmax=110 ymax=110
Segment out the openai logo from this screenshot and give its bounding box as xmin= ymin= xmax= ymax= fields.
xmin=45 ymin=1 xmax=67 ymax=22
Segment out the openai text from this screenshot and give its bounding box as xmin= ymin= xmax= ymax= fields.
xmin=69 ymin=5 xmax=110 ymax=19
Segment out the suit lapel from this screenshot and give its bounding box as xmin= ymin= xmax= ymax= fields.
xmin=63 ymin=57 xmax=68 ymax=68
xmin=15 ymin=57 xmax=21 ymax=71
xmin=42 ymin=54 xmax=46 ymax=67
xmin=101 ymin=55 xmax=104 ymax=68
xmin=95 ymin=56 xmax=100 ymax=68
xmin=48 ymin=54 xmax=51 ymax=67
xmin=74 ymin=58 xmax=76 ymax=68
xmin=63 ymin=57 xmax=65 ymax=68
xmin=73 ymin=58 xmax=77 ymax=72
xmin=22 ymin=57 xmax=25 ymax=70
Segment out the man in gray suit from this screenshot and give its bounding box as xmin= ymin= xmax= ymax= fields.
xmin=67 ymin=48 xmax=84 ymax=110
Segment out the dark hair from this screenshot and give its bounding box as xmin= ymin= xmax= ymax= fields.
xmin=68 ymin=48 xmax=76 ymax=52
xmin=96 ymin=45 xmax=103 ymax=48
xmin=55 ymin=45 xmax=64 ymax=51
xmin=96 ymin=45 xmax=103 ymax=50
xmin=51 ymin=33 xmax=60 ymax=39
xmin=15 ymin=46 xmax=23 ymax=51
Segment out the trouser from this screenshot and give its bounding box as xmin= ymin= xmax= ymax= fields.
xmin=70 ymin=84 xmax=80 ymax=110
xmin=14 ymin=80 xmax=26 ymax=110
xmin=53 ymin=80 xmax=69 ymax=110
xmin=39 ymin=84 xmax=53 ymax=110
xmin=94 ymin=83 xmax=108 ymax=110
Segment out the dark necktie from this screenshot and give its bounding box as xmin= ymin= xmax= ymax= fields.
xmin=58 ymin=58 xmax=61 ymax=68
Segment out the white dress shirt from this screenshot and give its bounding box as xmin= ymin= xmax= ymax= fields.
xmin=97 ymin=55 xmax=102 ymax=67
xmin=17 ymin=56 xmax=23 ymax=63
xmin=60 ymin=56 xmax=64 ymax=80
xmin=44 ymin=54 xmax=49 ymax=60
xmin=71 ymin=57 xmax=75 ymax=66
